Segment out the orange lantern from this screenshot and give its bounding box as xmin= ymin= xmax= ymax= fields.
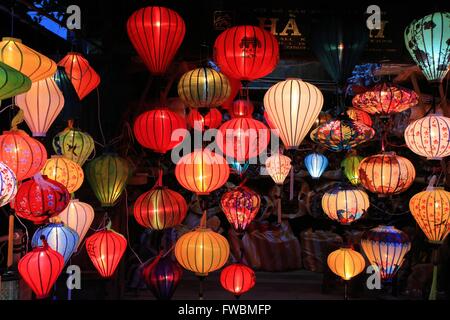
xmin=41 ymin=156 xmax=84 ymax=193
xmin=327 ymin=247 xmax=365 ymax=280
xmin=265 ymin=153 xmax=291 ymax=185
xmin=186 ymin=108 xmax=222 ymax=132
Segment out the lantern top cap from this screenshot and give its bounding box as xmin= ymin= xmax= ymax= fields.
xmin=2 ymin=37 xmax=22 ymax=43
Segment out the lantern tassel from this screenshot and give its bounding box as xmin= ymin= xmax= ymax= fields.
xmin=10 ymin=109 xmax=24 ymax=130
xmin=289 ymin=167 xmax=294 ymax=200
xmin=6 ymin=213 xmax=14 ymax=269
xmin=277 ymin=197 xmax=282 ymax=225
xmin=429 ymin=265 xmax=438 ymax=300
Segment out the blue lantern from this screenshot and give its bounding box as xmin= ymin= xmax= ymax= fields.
xmin=32 ymin=222 xmax=79 ymax=264
xmin=304 ymin=152 xmax=328 ymax=179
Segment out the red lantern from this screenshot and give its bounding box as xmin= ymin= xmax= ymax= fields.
xmin=346 ymin=107 xmax=373 ymax=127
xmin=18 ymin=237 xmax=64 ymax=299
xmin=221 ymin=77 xmax=241 ymax=109
xmin=230 ymin=100 xmax=254 ymax=118
xmin=186 ymin=108 xmax=222 ymax=132
xmin=133 ymin=108 xmax=187 ymax=154
xmin=127 ymin=6 xmax=185 ymax=75
xmin=14 ymin=174 xmax=70 ymax=224
xmin=214 ymin=25 xmax=279 ymax=81
xmin=220 ymin=186 xmax=260 ymax=232
xmin=220 ymin=263 xmax=255 ymax=298
xmin=85 ymin=229 xmax=127 ymax=278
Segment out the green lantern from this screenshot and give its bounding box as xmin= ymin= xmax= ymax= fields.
xmin=404 ymin=12 xmax=450 ymax=83
xmin=86 ymin=153 xmax=130 ymax=207
xmin=53 ymin=124 xmax=95 ymax=166
xmin=341 ymin=154 xmax=363 ymax=185
xmin=0 ymin=61 xmax=31 ymax=100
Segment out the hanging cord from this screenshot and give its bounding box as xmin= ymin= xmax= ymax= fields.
xmin=10 ymin=3 xmax=14 ymax=37
xmin=124 ymin=189 xmax=143 ymax=264
xmin=96 ymin=88 xmax=106 ymax=146
xmin=14 ymin=213 xmax=29 ymax=254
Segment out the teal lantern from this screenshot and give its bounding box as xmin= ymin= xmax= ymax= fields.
xmin=0 ymin=61 xmax=31 ymax=100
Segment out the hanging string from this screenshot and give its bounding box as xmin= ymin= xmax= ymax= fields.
xmin=10 ymin=4 xmax=14 ymax=37
xmin=14 ymin=213 xmax=29 ymax=254
xmin=96 ymin=88 xmax=106 ymax=147
xmin=124 ymin=189 xmax=143 ymax=264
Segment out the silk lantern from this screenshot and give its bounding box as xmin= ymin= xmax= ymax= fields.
xmin=127 ymin=6 xmax=185 ymax=75
xmin=361 ymin=225 xmax=411 ymax=282
xmin=175 ymin=149 xmax=230 ymax=195
xmin=265 ymin=153 xmax=291 ymax=185
xmin=41 ymin=156 xmax=84 ymax=193
xmin=133 ymin=108 xmax=187 ymax=154
xmin=15 ymin=76 xmax=64 ymax=137
xmin=86 ymin=228 xmax=127 ymax=278
xmin=346 ymin=107 xmax=373 ymax=127
xmin=18 ymin=237 xmax=64 ymax=299
xmin=186 ymin=108 xmax=222 ymax=132
xmin=0 ymin=37 xmax=57 ymax=82
xmin=327 ymin=247 xmax=365 ymax=281
xmin=178 ymin=67 xmax=231 ymax=108
xmin=304 ymin=152 xmax=328 ymax=179
xmin=0 ymin=162 xmax=17 ymax=207
xmin=85 ymin=154 xmax=130 ymax=207
xmin=214 ymin=25 xmax=279 ymax=81
xmin=220 ymin=263 xmax=255 ymax=298
xmin=341 ymin=154 xmax=363 ymax=185
xmin=0 ymin=61 xmax=31 ymax=100
xmin=359 ymin=152 xmax=416 ymax=196
xmin=263 ymin=79 xmax=324 ymax=149
xmin=53 ymin=125 xmax=95 ymax=166
xmin=404 ymin=12 xmax=450 ymax=83
xmin=230 ymin=100 xmax=254 ymax=118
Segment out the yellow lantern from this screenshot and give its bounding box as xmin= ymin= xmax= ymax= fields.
xmin=341 ymin=154 xmax=363 ymax=185
xmin=41 ymin=156 xmax=84 ymax=193
xmin=265 ymin=153 xmax=292 ymax=185
xmin=52 ymin=125 xmax=95 ymax=166
xmin=327 ymin=247 xmax=365 ymax=281
xmin=0 ymin=37 xmax=57 ymax=82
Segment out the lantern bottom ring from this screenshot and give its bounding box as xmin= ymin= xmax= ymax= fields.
xmin=32 ymin=132 xmax=47 ymax=137
xmin=426 ymin=157 xmax=443 ymax=161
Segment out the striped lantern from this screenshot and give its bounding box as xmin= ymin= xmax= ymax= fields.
xmin=341 ymin=154 xmax=363 ymax=185
xmin=0 ymin=162 xmax=17 ymax=207
xmin=52 ymin=126 xmax=95 ymax=166
xmin=265 ymin=153 xmax=291 ymax=185
xmin=186 ymin=108 xmax=222 ymax=132
xmin=0 ymin=61 xmax=31 ymax=100
xmin=220 ymin=263 xmax=256 ymax=298
xmin=41 ymin=156 xmax=84 ymax=193
xmin=304 ymin=152 xmax=328 ymax=179
xmin=327 ymin=247 xmax=365 ymax=280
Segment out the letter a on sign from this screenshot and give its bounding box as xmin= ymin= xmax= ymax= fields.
xmin=67 ymin=5 xmax=81 ymax=30
xmin=366 ymin=5 xmax=381 ymax=30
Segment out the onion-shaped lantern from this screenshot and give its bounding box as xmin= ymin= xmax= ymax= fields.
xmin=175 ymin=149 xmax=230 ymax=195
xmin=85 ymin=154 xmax=130 ymax=207
xmin=186 ymin=108 xmax=222 ymax=132
xmin=230 ymin=100 xmax=254 ymax=118
xmin=52 ymin=125 xmax=95 ymax=166
xmin=304 ymin=152 xmax=328 ymax=179
xmin=265 ymin=153 xmax=291 ymax=185
xmin=0 ymin=61 xmax=31 ymax=99
xmin=341 ymin=154 xmax=363 ymax=185
xmin=214 ymin=25 xmax=279 ymax=81
xmin=346 ymin=107 xmax=373 ymax=127
xmin=310 ymin=119 xmax=375 ymax=152
xmin=220 ymin=186 xmax=261 ymax=232
xmin=321 ymin=184 xmax=370 ymax=225
xmin=220 ymin=263 xmax=255 ymax=298
xmin=264 ymin=79 xmax=324 ymax=149
xmin=0 ymin=162 xmax=17 ymax=207
xmin=41 ymin=156 xmax=84 ymax=193
xmin=404 ymin=12 xmax=450 ymax=83
xmin=359 ymin=152 xmax=416 ymax=196
xmin=361 ymin=225 xmax=411 ymax=282
xmin=133 ymin=108 xmax=187 ymax=154
xmin=327 ymin=247 xmax=365 ymax=280
xmin=178 ymin=67 xmax=231 ymax=108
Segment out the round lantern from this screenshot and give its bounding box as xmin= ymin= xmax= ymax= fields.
xmin=341 ymin=154 xmax=363 ymax=185
xmin=133 ymin=108 xmax=187 ymax=154
xmin=52 ymin=126 xmax=95 ymax=166
xmin=321 ymin=184 xmax=370 ymax=225
xmin=404 ymin=114 xmax=450 ymax=160
xmin=14 ymin=174 xmax=70 ymax=224
xmin=142 ymin=254 xmax=183 ymax=300
xmin=186 ymin=108 xmax=222 ymax=132
xmin=18 ymin=238 xmax=64 ymax=299
xmin=327 ymin=247 xmax=365 ymax=280
xmin=0 ymin=130 xmax=47 ymax=181
xmin=175 ymin=149 xmax=230 ymax=195
xmin=404 ymin=12 xmax=450 ymax=83
xmin=220 ymin=263 xmax=255 ymax=298
xmin=41 ymin=156 xmax=84 ymax=193
xmin=0 ymin=61 xmax=31 ymax=100
xmin=361 ymin=225 xmax=411 ymax=282
xmin=346 ymin=107 xmax=373 ymax=127
xmin=178 ymin=67 xmax=231 ymax=108
xmin=265 ymin=153 xmax=291 ymax=185
xmin=0 ymin=162 xmax=17 ymax=207
xmin=310 ymin=119 xmax=375 ymax=152
xmin=214 ymin=25 xmax=279 ymax=81
xmin=304 ymin=152 xmax=328 ymax=179
xmin=352 ymin=83 xmax=418 ymax=116
xmin=127 ymin=6 xmax=185 ymax=75
xmin=32 ymin=222 xmax=79 ymax=263
xmin=0 ymin=37 xmax=57 ymax=82
xmin=86 ymin=228 xmax=127 ymax=278
xmin=264 ymin=79 xmax=324 ymax=149
xmin=57 ymin=199 xmax=94 ymax=250
xmin=216 ymin=117 xmax=270 ymax=162
xmin=86 ymin=154 xmax=129 ymax=207
xmin=409 ymin=187 xmax=450 ymax=243
xmin=230 ymin=100 xmax=254 ymax=118
xmin=359 ymin=152 xmax=416 ymax=196
xmin=220 ymin=186 xmax=261 ymax=232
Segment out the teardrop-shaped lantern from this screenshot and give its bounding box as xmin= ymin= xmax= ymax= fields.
xmin=327 ymin=247 xmax=365 ymax=281
xmin=220 ymin=186 xmax=260 ymax=232
xmin=341 ymin=153 xmax=363 ymax=185
xmin=186 ymin=108 xmax=222 ymax=132
xmin=0 ymin=162 xmax=17 ymax=207
xmin=0 ymin=61 xmax=31 ymax=99
xmin=41 ymin=156 xmax=84 ymax=193
xmin=265 ymin=153 xmax=291 ymax=185
xmin=304 ymin=152 xmax=328 ymax=179
xmin=220 ymin=263 xmax=255 ymax=298
xmin=52 ymin=125 xmax=95 ymax=166
xmin=53 ymin=66 xmax=82 ymax=121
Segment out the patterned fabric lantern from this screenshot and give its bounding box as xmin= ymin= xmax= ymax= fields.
xmin=85 ymin=154 xmax=129 ymax=207
xmin=53 ymin=125 xmax=95 ymax=166
xmin=186 ymin=108 xmax=222 ymax=132
xmin=133 ymin=108 xmax=187 ymax=154
xmin=41 ymin=156 xmax=84 ymax=193
xmin=265 ymin=153 xmax=291 ymax=185
xmin=0 ymin=37 xmax=57 ymax=82
xmin=178 ymin=67 xmax=231 ymax=108
xmin=327 ymin=247 xmax=365 ymax=280
xmin=230 ymin=100 xmax=254 ymax=118
xmin=15 ymin=77 xmax=64 ymax=137
xmin=14 ymin=174 xmax=70 ymax=224
xmin=220 ymin=263 xmax=255 ymax=298
xmin=53 ymin=66 xmax=82 ymax=121
xmin=86 ymin=228 xmax=127 ymax=278
xmin=404 ymin=12 xmax=450 ymax=83
xmin=32 ymin=222 xmax=79 ymax=263
xmin=346 ymin=107 xmax=373 ymax=127
xmin=264 ymin=79 xmax=324 ymax=149
xmin=18 ymin=238 xmax=64 ymax=299
xmin=404 ymin=114 xmax=450 ymax=160
xmin=216 ymin=117 xmax=270 ymax=162
xmin=0 ymin=162 xmax=17 ymax=207
xmin=321 ymin=184 xmax=370 ymax=225
xmin=361 ymin=225 xmax=411 ymax=282
xmin=127 ymin=6 xmax=185 ymax=75
xmin=352 ymin=83 xmax=418 ymax=116
xmin=0 ymin=61 xmax=31 ymax=100
xmin=0 ymin=130 xmax=47 ymax=181
xmin=175 ymin=149 xmax=230 ymax=195
xmin=304 ymin=152 xmax=328 ymax=179
xmin=214 ymin=25 xmax=279 ymax=81
xmin=341 ymin=154 xmax=363 ymax=185
xmin=359 ymin=152 xmax=416 ymax=196
xmin=220 ymin=186 xmax=261 ymax=232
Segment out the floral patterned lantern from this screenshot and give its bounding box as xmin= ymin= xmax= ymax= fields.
xmin=265 ymin=153 xmax=291 ymax=185
xmin=41 ymin=156 xmax=84 ymax=193
xmin=346 ymin=107 xmax=373 ymax=127
xmin=52 ymin=125 xmax=95 ymax=166
xmin=304 ymin=152 xmax=328 ymax=179
xmin=186 ymin=108 xmax=222 ymax=132
xmin=0 ymin=61 xmax=31 ymax=100
xmin=220 ymin=263 xmax=255 ymax=298
xmin=0 ymin=162 xmax=17 ymax=207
